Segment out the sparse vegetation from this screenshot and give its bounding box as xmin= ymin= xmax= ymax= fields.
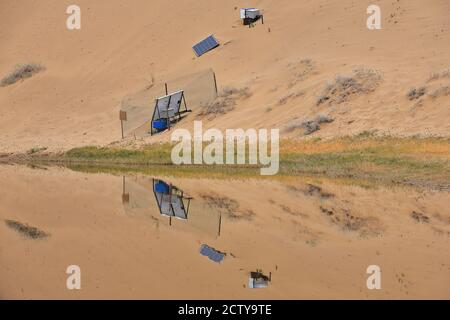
xmin=284 ymin=114 xmax=334 ymax=135
xmin=27 ymin=147 xmax=48 ymax=155
xmin=411 ymin=211 xmax=430 ymax=224
xmin=9 ymin=136 xmax=450 ymax=191
xmin=5 ymin=219 xmax=49 ymax=239
xmin=1 ymin=63 xmax=45 ymax=87
xmin=65 ymin=144 xmax=174 ymax=164
xmin=277 ymin=91 xmax=305 ymax=106
xmin=316 ymin=68 xmax=381 ymax=106
xmin=288 ymin=58 xmax=318 ymax=87
xmin=200 ymin=193 xmax=255 ymax=221
xmin=430 ymin=86 xmax=450 ymax=99
xmin=198 ymin=86 xmax=251 ymax=118
xmin=407 ymin=87 xmax=426 ymax=100
xmin=428 ymin=69 xmax=450 ymax=82
xmin=319 ymin=206 xmax=383 ymax=238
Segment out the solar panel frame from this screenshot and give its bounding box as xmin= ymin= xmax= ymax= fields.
xmin=193 ymin=35 xmax=219 ymax=57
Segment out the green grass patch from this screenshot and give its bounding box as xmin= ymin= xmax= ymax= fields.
xmin=25 ymin=136 xmax=450 ymax=191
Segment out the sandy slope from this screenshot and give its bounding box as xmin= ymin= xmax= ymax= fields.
xmin=0 ymin=0 xmax=449 ymax=152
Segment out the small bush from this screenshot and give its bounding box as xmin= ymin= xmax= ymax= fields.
xmin=430 ymin=86 xmax=450 ymax=99
xmin=1 ymin=63 xmax=45 ymax=87
xmin=27 ymin=147 xmax=48 ymax=155
xmin=277 ymin=91 xmax=304 ymax=106
xmin=407 ymin=87 xmax=426 ymax=100
xmin=428 ymin=69 xmax=450 ymax=82
xmin=285 ymin=114 xmax=334 ymax=135
xmin=287 ymin=58 xmax=318 ymax=87
xmin=5 ymin=219 xmax=49 ymax=239
xmin=316 ymin=68 xmax=381 ymax=106
xmin=199 ymin=86 xmax=251 ymax=118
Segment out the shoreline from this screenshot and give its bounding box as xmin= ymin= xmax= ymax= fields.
xmin=2 ymin=136 xmax=449 ymax=191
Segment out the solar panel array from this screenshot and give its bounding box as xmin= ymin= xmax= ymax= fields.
xmin=199 ymin=244 xmax=225 ymax=263
xmin=193 ymin=35 xmax=219 ymax=57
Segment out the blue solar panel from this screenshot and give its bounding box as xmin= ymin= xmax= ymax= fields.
xmin=200 ymin=244 xmax=225 ymax=263
xmin=193 ymin=35 xmax=219 ymax=57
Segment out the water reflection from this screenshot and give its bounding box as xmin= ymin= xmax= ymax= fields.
xmin=2 ymin=164 xmax=449 ymax=299
xmin=152 ymin=179 xmax=191 ymax=222
xmin=248 ymin=270 xmax=271 ymax=289
xmin=122 ymin=176 xmax=222 ymax=237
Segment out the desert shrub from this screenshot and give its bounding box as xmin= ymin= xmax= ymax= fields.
xmin=198 ymin=86 xmax=251 ymax=118
xmin=27 ymin=147 xmax=48 ymax=155
xmin=277 ymin=91 xmax=305 ymax=106
xmin=284 ymin=114 xmax=334 ymax=135
xmin=428 ymin=69 xmax=450 ymax=82
xmin=430 ymin=86 xmax=450 ymax=99
xmin=1 ymin=63 xmax=45 ymax=87
xmin=316 ymin=68 xmax=381 ymax=106
xmin=5 ymin=219 xmax=49 ymax=239
xmin=287 ymin=58 xmax=318 ymax=87
xmin=407 ymin=87 xmax=426 ymax=100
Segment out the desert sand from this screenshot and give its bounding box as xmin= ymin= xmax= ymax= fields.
xmin=0 ymin=0 xmax=449 ymax=153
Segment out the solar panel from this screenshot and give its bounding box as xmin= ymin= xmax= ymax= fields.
xmin=193 ymin=35 xmax=219 ymax=57
xmin=199 ymin=244 xmax=225 ymax=263
xmin=153 ymin=90 xmax=184 ymax=121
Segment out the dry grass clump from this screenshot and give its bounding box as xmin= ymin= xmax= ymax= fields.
xmin=277 ymin=91 xmax=305 ymax=106
xmin=319 ymin=206 xmax=383 ymax=238
xmin=5 ymin=219 xmax=49 ymax=239
xmin=407 ymin=87 xmax=426 ymax=100
xmin=288 ymin=58 xmax=318 ymax=87
xmin=198 ymin=86 xmax=251 ymax=118
xmin=316 ymin=68 xmax=381 ymax=106
xmin=1 ymin=63 xmax=45 ymax=87
xmin=428 ymin=69 xmax=450 ymax=82
xmin=410 ymin=211 xmax=430 ymax=224
xmin=284 ymin=114 xmax=334 ymax=135
xmin=200 ymin=193 xmax=255 ymax=221
xmin=429 ymin=85 xmax=450 ymax=99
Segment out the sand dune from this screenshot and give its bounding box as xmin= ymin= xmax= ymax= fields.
xmin=0 ymin=0 xmax=449 ymax=152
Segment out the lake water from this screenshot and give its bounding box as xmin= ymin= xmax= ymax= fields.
xmin=0 ymin=164 xmax=449 ymax=299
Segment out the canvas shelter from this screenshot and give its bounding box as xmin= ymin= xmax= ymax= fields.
xmin=119 ymin=69 xmax=218 ymax=138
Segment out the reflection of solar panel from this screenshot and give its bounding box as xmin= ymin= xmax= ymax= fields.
xmin=153 ymin=179 xmax=190 ymax=220
xmin=200 ymin=244 xmax=225 ymax=263
xmin=193 ymin=35 xmax=219 ymax=57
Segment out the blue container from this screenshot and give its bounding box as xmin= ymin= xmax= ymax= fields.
xmin=155 ymin=181 xmax=170 ymax=194
xmin=152 ymin=119 xmax=168 ymax=131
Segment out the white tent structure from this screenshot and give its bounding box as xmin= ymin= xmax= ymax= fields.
xmin=240 ymin=8 xmax=263 ymax=25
